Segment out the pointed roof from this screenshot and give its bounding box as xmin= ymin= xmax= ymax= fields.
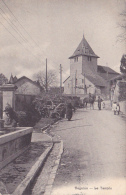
xmin=69 ymin=35 xmax=99 ymax=59
xmin=13 ymin=76 xmax=18 ymax=83
xmin=9 ymin=74 xmax=14 ymax=84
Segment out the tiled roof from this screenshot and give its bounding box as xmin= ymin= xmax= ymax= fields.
xmin=97 ymin=65 xmax=119 ymax=74
xmin=14 ymin=76 xmax=42 ymax=89
xmin=69 ymin=35 xmax=99 ymax=59
xmin=98 ymin=72 xmax=120 ymax=81
xmin=83 ymin=73 xmax=107 ymax=87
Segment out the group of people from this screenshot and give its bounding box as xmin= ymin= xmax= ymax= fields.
xmin=97 ymin=96 xmax=120 ymax=115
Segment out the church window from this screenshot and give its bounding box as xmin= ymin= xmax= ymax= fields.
xmin=87 ymin=56 xmax=91 ymax=61
xmin=74 ymin=57 xmax=78 ymax=62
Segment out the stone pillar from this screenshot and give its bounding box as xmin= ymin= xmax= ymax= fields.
xmin=0 ymin=84 xmax=17 ymax=119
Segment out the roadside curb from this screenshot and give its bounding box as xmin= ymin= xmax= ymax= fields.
xmin=44 ymin=140 xmax=64 ymax=195
xmin=41 ymin=118 xmax=58 ymax=133
xmin=41 ymin=124 xmax=50 ymax=132
xmin=12 ymin=143 xmax=53 ymax=195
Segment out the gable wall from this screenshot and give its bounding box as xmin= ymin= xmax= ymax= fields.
xmin=15 ymin=81 xmax=40 ymax=95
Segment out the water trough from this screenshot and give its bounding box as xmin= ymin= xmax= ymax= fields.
xmin=0 ymin=126 xmax=33 ymax=170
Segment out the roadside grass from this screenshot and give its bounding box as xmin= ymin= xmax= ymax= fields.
xmin=33 ymin=117 xmax=57 ymax=132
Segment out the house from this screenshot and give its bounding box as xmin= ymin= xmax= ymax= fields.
xmin=9 ymin=75 xmax=42 ymax=95
xmin=63 ymin=35 xmax=120 ymax=98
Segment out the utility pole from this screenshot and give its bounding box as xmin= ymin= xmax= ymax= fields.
xmin=46 ymin=58 xmax=48 ymax=92
xmin=84 ymin=73 xmax=85 ymax=94
xmin=106 ymin=63 xmax=108 ymax=81
xmin=75 ymin=70 xmax=77 ymax=95
xmin=71 ymin=78 xmax=73 ymax=95
xmin=60 ymin=64 xmax=62 ymax=96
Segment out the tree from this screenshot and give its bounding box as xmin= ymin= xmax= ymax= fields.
xmin=118 ymin=2 xmax=126 ymax=41
xmin=120 ymin=54 xmax=126 ymax=74
xmin=0 ymin=73 xmax=8 ymax=85
xmin=33 ymin=70 xmax=58 ymax=90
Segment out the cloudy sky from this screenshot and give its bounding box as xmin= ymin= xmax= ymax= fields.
xmin=0 ymin=0 xmax=125 ymax=85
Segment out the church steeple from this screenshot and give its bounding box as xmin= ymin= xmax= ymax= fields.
xmin=69 ymin=35 xmax=99 ymax=59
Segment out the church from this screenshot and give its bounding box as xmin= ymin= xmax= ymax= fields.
xmin=63 ymin=35 xmax=120 ymax=98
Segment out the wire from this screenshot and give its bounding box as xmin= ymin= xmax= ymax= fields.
xmin=0 ymin=20 xmax=42 ymax=64
xmin=0 ymin=5 xmax=43 ymax=58
xmin=0 ymin=21 xmax=22 ymax=45
xmin=1 ymin=0 xmax=43 ymax=50
xmin=0 ymin=9 xmax=28 ymax=43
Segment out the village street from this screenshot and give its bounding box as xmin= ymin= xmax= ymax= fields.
xmin=50 ymin=104 xmax=126 ymax=195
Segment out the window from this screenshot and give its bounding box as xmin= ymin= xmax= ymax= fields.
xmin=74 ymin=57 xmax=78 ymax=62
xmin=87 ymin=56 xmax=91 ymax=61
xmin=68 ymin=83 xmax=69 ymax=88
xmin=82 ymin=79 xmax=84 ymax=83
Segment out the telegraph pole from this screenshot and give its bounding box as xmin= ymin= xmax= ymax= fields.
xmin=84 ymin=73 xmax=85 ymax=94
xmin=46 ymin=58 xmax=48 ymax=92
xmin=75 ymin=70 xmax=77 ymax=95
xmin=60 ymin=64 xmax=62 ymax=96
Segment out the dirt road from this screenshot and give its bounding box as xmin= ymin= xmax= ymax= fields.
xmin=51 ymin=108 xmax=126 ymax=195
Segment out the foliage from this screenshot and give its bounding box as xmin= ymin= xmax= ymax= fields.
xmin=33 ymin=70 xmax=58 ymax=90
xmin=118 ymin=2 xmax=126 ymax=41
xmin=0 ymin=73 xmax=8 ymax=85
xmin=4 ymin=103 xmax=41 ymax=127
xmin=118 ymin=81 xmax=126 ymax=101
xmin=120 ymin=54 xmax=126 ymax=74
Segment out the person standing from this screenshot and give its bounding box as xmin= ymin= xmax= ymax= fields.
xmin=98 ymin=96 xmax=103 ymax=110
xmin=66 ymin=100 xmax=73 ymax=121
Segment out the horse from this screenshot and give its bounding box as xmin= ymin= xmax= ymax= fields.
xmin=83 ymin=94 xmax=96 ymax=109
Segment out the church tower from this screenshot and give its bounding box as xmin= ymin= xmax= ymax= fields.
xmin=69 ymin=35 xmax=99 ymax=80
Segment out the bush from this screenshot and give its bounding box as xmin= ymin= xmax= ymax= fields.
xmin=17 ymin=107 xmax=41 ymax=127
xmin=118 ymin=81 xmax=126 ymax=101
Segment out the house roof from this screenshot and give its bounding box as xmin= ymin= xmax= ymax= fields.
xmin=82 ymin=73 xmax=107 ymax=87
xmin=14 ymin=76 xmax=42 ymax=89
xmin=109 ymin=74 xmax=123 ymax=81
xmin=69 ymin=35 xmax=99 ymax=59
xmin=97 ymin=65 xmax=120 ymax=81
xmin=97 ymin=65 xmax=120 ymax=74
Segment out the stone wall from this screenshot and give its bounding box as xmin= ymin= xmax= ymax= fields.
xmin=119 ymin=101 xmax=126 ymax=115
xmin=0 ymin=127 xmax=33 ymax=170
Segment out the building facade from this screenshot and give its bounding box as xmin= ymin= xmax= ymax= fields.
xmin=63 ymin=35 xmax=120 ymax=98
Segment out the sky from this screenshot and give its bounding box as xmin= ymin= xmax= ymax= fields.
xmin=0 ymin=0 xmax=125 ymax=85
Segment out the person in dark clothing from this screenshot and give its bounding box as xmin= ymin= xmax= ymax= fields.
xmin=66 ymin=101 xmax=73 ymax=121
xmin=98 ymin=96 xmax=103 ymax=110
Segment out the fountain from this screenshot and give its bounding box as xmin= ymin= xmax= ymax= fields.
xmin=0 ymin=126 xmax=33 ymax=170
xmin=0 ymin=84 xmax=33 ymax=170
